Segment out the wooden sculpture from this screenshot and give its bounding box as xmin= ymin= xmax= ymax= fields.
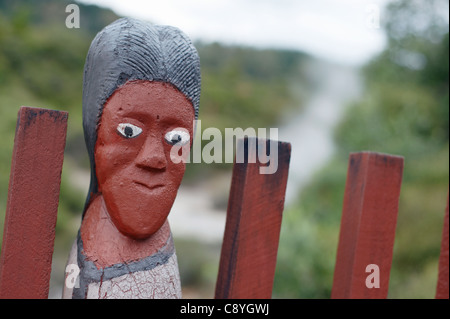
xmin=63 ymin=17 xmax=201 ymax=299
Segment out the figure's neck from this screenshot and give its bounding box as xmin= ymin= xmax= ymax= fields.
xmin=80 ymin=195 xmax=171 ymax=269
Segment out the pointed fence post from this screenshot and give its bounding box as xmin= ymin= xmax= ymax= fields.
xmin=331 ymin=152 xmax=404 ymax=299
xmin=436 ymin=193 xmax=449 ymax=299
xmin=215 ymin=138 xmax=291 ymax=299
xmin=0 ymin=106 xmax=68 ymax=299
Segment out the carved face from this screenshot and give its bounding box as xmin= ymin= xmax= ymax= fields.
xmin=94 ymin=80 xmax=194 ymax=239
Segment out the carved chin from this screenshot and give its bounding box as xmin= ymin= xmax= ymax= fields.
xmin=101 ymin=185 xmax=177 ymax=240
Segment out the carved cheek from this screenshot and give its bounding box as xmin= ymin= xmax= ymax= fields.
xmin=95 ymin=135 xmax=138 ymax=191
xmin=163 ymin=144 xmax=187 ymax=184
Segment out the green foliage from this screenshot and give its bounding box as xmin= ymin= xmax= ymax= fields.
xmin=187 ymin=43 xmax=307 ymax=177
xmin=274 ymin=0 xmax=449 ymax=299
xmin=274 ymin=159 xmax=347 ymax=298
xmin=197 ymin=43 xmax=305 ymax=134
xmin=174 ymin=238 xmax=221 ymax=297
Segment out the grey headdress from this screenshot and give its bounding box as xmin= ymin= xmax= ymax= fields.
xmin=82 ymin=18 xmax=201 ymax=214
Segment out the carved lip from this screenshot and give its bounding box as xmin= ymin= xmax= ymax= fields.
xmin=133 ymin=180 xmax=165 ymax=191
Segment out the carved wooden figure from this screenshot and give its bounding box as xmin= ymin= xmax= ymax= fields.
xmin=63 ymin=18 xmax=201 ymax=299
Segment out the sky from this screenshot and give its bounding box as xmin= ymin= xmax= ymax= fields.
xmin=77 ymin=0 xmax=391 ymax=66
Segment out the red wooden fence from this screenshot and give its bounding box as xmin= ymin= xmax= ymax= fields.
xmin=215 ymin=138 xmax=291 ymax=299
xmin=0 ymin=106 xmax=68 ymax=299
xmin=436 ymin=194 xmax=449 ymax=299
xmin=331 ymin=152 xmax=404 ymax=299
xmin=0 ymin=107 xmax=448 ymax=299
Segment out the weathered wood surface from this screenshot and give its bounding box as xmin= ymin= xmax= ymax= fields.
xmin=436 ymin=193 xmax=449 ymax=299
xmin=331 ymin=152 xmax=404 ymax=299
xmin=215 ymin=138 xmax=291 ymax=299
xmin=0 ymin=106 xmax=68 ymax=299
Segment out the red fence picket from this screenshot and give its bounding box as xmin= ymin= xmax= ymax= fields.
xmin=0 ymin=106 xmax=68 ymax=299
xmin=331 ymin=152 xmax=404 ymax=299
xmin=215 ymin=138 xmax=291 ymax=299
xmin=436 ymin=194 xmax=449 ymax=299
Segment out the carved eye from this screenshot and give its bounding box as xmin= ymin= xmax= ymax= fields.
xmin=165 ymin=130 xmax=190 ymax=146
xmin=117 ymin=123 xmax=143 ymax=139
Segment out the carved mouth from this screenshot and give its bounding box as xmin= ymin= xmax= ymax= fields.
xmin=134 ymin=181 xmax=165 ymax=191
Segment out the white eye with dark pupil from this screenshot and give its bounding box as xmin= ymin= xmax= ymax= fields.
xmin=165 ymin=130 xmax=190 ymax=146
xmin=117 ymin=123 xmax=142 ymax=139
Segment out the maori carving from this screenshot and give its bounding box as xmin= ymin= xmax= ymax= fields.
xmin=63 ymin=17 xmax=201 ymax=299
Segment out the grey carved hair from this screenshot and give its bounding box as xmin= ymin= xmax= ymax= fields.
xmin=82 ymin=18 xmax=201 ymax=214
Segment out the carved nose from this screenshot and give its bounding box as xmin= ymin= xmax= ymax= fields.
xmin=135 ymin=136 xmax=167 ymax=170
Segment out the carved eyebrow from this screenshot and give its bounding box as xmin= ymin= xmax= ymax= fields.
xmin=115 ymin=110 xmax=153 ymax=124
xmin=158 ymin=113 xmax=189 ymax=126
xmin=118 ymin=109 xmax=190 ymax=128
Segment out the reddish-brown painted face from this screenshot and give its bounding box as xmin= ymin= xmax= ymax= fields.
xmin=95 ymin=80 xmax=195 ymax=239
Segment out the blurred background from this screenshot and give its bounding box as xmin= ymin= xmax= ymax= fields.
xmin=0 ymin=0 xmax=448 ymax=299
